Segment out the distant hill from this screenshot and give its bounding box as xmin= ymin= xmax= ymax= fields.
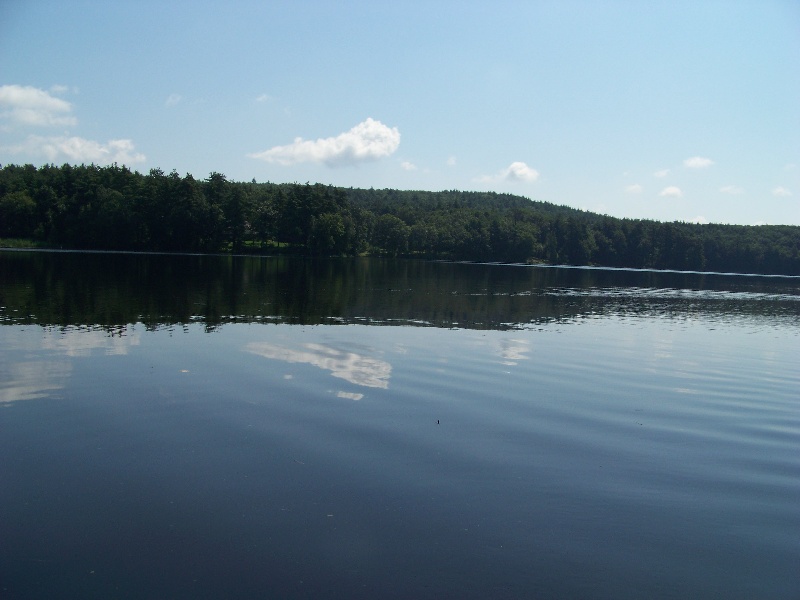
xmin=1 ymin=163 xmax=799 ymax=275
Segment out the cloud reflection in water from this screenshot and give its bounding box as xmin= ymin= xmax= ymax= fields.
xmin=0 ymin=360 xmax=71 ymax=404
xmin=1 ymin=327 xmax=142 ymax=405
xmin=498 ymin=338 xmax=531 ymax=366
xmin=245 ymin=342 xmax=391 ymax=390
xmin=41 ymin=327 xmax=140 ymax=357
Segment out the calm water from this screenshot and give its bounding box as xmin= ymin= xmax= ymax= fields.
xmin=1 ymin=251 xmax=798 ymax=599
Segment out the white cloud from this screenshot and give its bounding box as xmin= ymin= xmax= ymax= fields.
xmin=475 ymin=161 xmax=539 ymax=184
xmin=0 ymin=85 xmax=146 ymax=166
xmin=684 ymin=156 xmax=714 ymax=169
xmin=689 ymin=216 xmax=708 ymax=224
xmin=653 ymin=168 xmax=670 ymax=178
xmin=659 ymin=186 xmax=683 ymax=198
xmin=0 ymin=84 xmax=77 ymax=127
xmin=772 ymin=186 xmax=792 ymax=197
xmin=503 ymin=161 xmax=539 ymax=182
xmin=446 ymin=156 xmax=457 ymax=167
xmin=248 ymin=117 xmax=400 ymax=167
xmin=625 ymin=184 xmax=643 ymax=194
xmin=255 ymin=93 xmax=272 ymax=103
xmin=5 ymin=135 xmax=145 ymax=165
xmin=719 ymin=185 xmax=744 ymax=195
xmin=165 ymin=93 xmax=182 ymax=107
xmin=400 ymin=160 xmax=417 ymax=171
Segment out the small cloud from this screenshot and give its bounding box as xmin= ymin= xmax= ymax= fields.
xmin=477 ymin=161 xmax=539 ymax=183
xmin=659 ymin=186 xmax=683 ymax=198
xmin=0 ymin=84 xmax=77 ymax=127
xmin=4 ymin=134 xmax=145 ymax=165
xmin=446 ymin=156 xmax=457 ymax=167
xmin=400 ymin=161 xmax=417 ymax=171
xmin=689 ymin=216 xmax=708 ymax=224
xmin=503 ymin=161 xmax=539 ymax=182
xmin=49 ymin=84 xmax=69 ymax=94
xmin=255 ymin=93 xmax=272 ymax=103
xmin=719 ymin=185 xmax=744 ymax=195
xmin=653 ymin=168 xmax=670 ymax=178
xmin=684 ymin=156 xmax=714 ymax=169
xmin=772 ymin=186 xmax=792 ymax=197
xmin=625 ymin=184 xmax=643 ymax=194
xmin=248 ymin=117 xmax=400 ymax=167
xmin=165 ymin=93 xmax=182 ymax=107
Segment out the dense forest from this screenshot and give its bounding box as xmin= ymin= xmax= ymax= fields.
xmin=1 ymin=163 xmax=799 ymax=275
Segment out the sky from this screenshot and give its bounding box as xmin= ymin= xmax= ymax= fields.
xmin=1 ymin=0 xmax=798 ymax=225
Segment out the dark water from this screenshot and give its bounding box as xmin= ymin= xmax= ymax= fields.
xmin=1 ymin=251 xmax=798 ymax=599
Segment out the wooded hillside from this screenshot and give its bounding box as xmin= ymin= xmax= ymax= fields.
xmin=1 ymin=163 xmax=798 ymax=275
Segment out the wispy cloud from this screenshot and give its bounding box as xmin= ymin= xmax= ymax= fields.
xmin=720 ymin=185 xmax=744 ymax=195
xmin=5 ymin=135 xmax=145 ymax=164
xmin=400 ymin=161 xmax=417 ymax=171
xmin=625 ymin=184 xmax=643 ymax=194
xmin=0 ymin=84 xmax=146 ymax=166
xmin=165 ymin=93 xmax=182 ymax=107
xmin=478 ymin=161 xmax=539 ymax=184
xmin=446 ymin=156 xmax=457 ymax=167
xmin=772 ymin=186 xmax=792 ymax=197
xmin=0 ymin=84 xmax=76 ymax=127
xmin=689 ymin=216 xmax=708 ymax=224
xmin=659 ymin=186 xmax=683 ymax=198
xmin=684 ymin=156 xmax=714 ymax=169
xmin=653 ymin=168 xmax=670 ymax=178
xmin=248 ymin=118 xmax=400 ymax=167
xmin=255 ymin=93 xmax=272 ymax=103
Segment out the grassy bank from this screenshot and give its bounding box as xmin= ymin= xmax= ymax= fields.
xmin=0 ymin=238 xmax=51 ymax=249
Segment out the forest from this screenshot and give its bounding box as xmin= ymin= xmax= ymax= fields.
xmin=1 ymin=162 xmax=799 ymax=275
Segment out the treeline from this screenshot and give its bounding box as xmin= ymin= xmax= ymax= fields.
xmin=1 ymin=163 xmax=799 ymax=275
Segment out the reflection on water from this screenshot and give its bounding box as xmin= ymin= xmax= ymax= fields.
xmin=2 ymin=251 xmax=798 ymax=331
xmin=1 ymin=251 xmax=799 ymax=598
xmin=245 ymin=341 xmax=391 ymax=389
xmin=498 ymin=338 xmax=531 ymax=365
xmin=0 ymin=326 xmax=141 ymax=404
xmin=41 ymin=326 xmax=141 ymax=357
xmin=0 ymin=358 xmax=71 ymax=404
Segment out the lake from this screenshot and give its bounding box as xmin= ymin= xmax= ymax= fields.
xmin=1 ymin=251 xmax=798 ymax=599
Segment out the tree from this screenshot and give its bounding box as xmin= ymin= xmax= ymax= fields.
xmin=0 ymin=190 xmax=37 ymax=237
xmin=372 ymin=214 xmax=410 ymax=256
xmin=309 ymin=212 xmax=347 ymax=255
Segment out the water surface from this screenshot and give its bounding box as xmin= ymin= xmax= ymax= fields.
xmin=1 ymin=252 xmax=798 ymax=599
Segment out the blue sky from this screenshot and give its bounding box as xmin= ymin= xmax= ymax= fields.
xmin=1 ymin=0 xmax=798 ymax=225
